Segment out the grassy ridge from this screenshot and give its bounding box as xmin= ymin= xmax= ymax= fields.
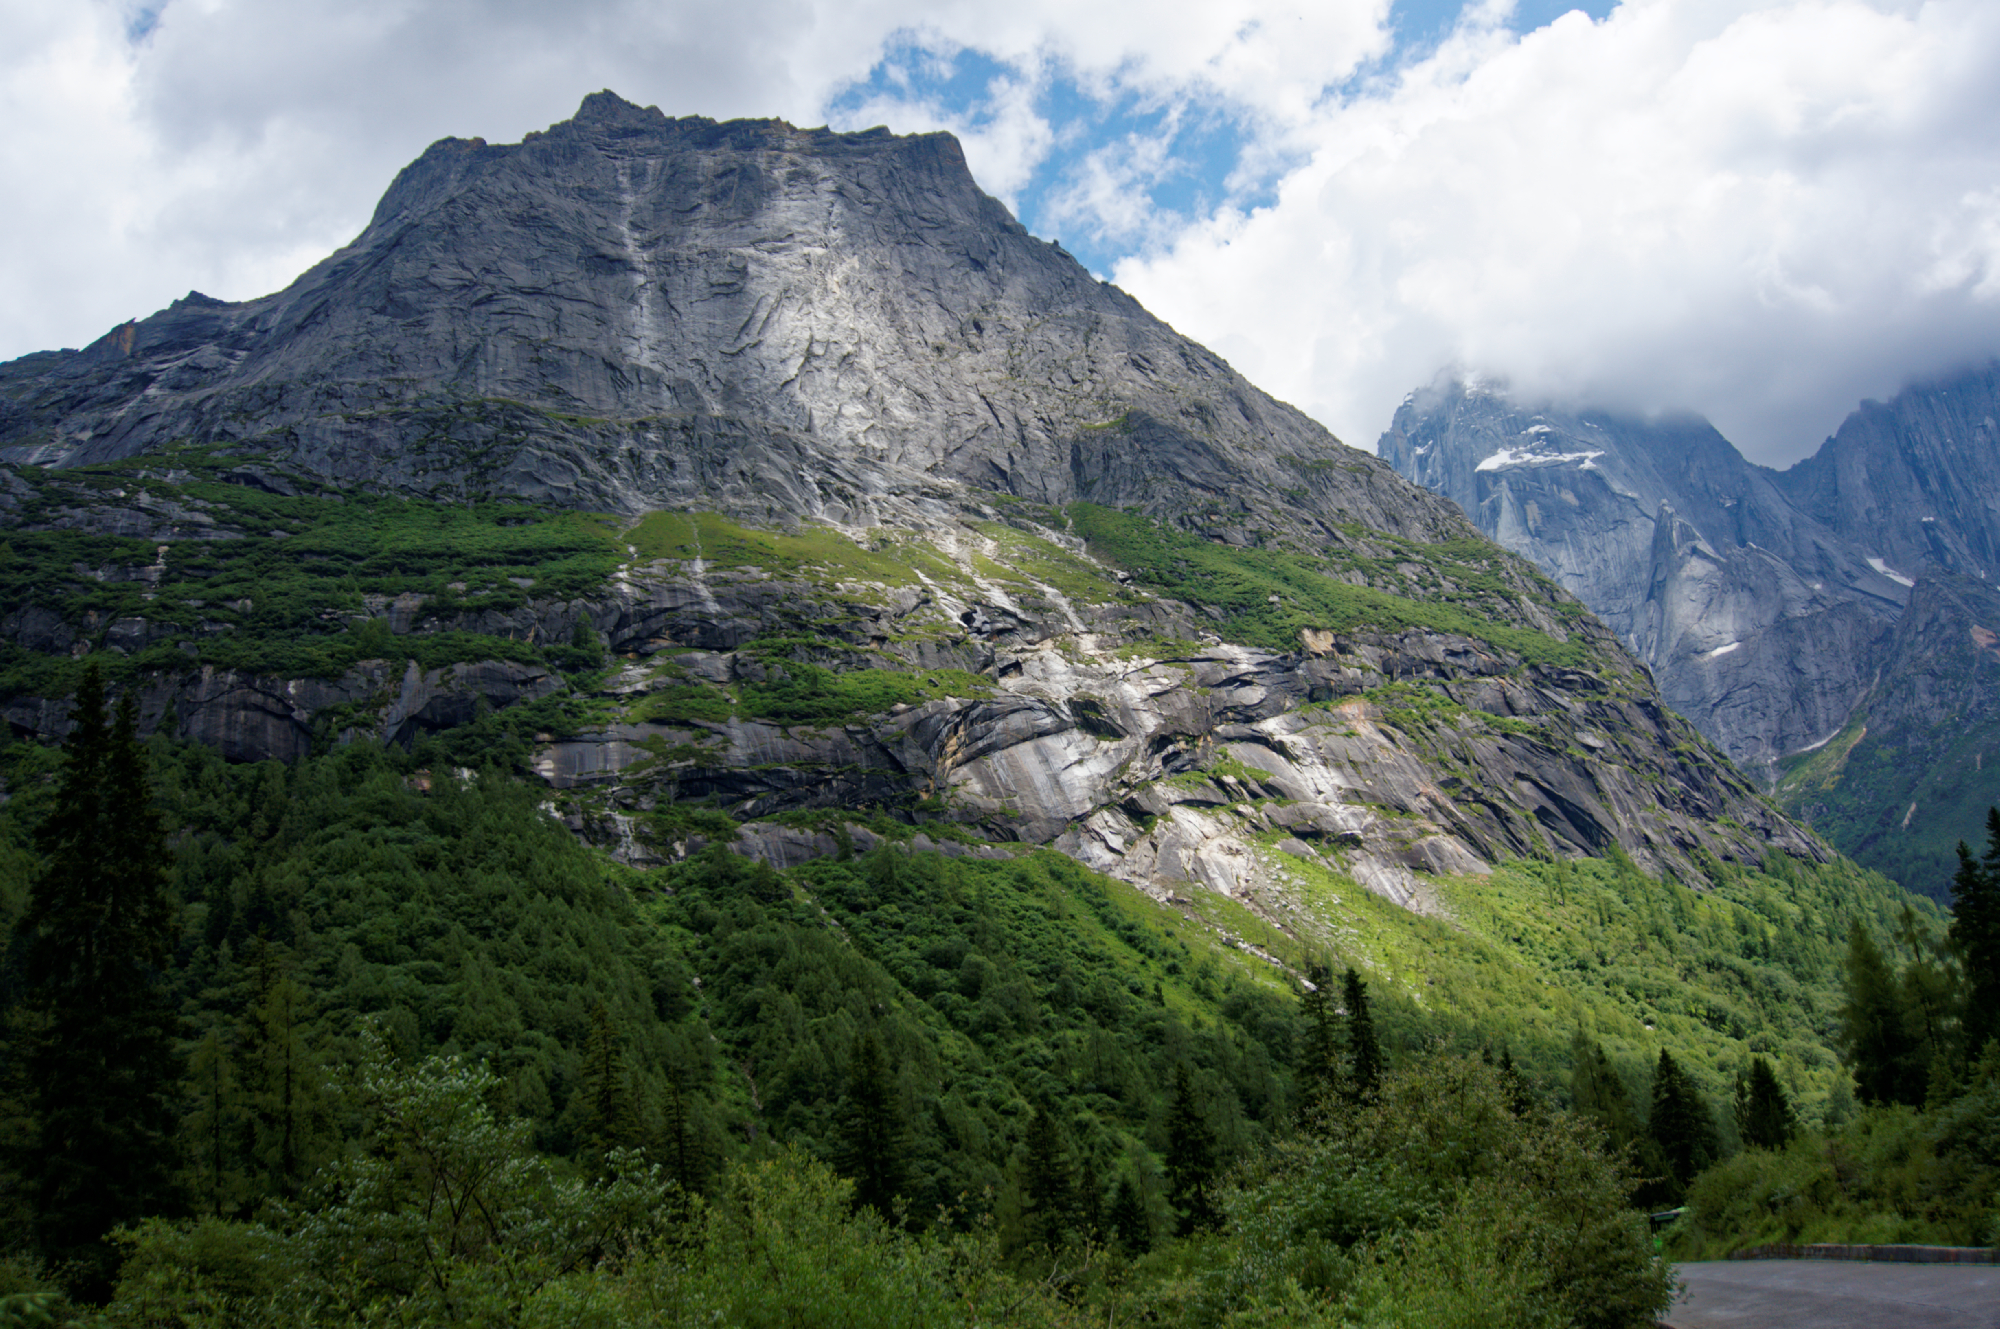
xmin=1066 ymin=503 xmax=1595 ymax=667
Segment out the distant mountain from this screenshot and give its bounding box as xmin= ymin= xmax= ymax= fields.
xmin=1382 ymin=367 xmax=2000 ymax=898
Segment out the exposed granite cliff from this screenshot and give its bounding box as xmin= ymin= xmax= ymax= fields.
xmin=0 ymin=93 xmax=1835 ymax=916
xmin=1381 ymin=369 xmax=2000 ymax=898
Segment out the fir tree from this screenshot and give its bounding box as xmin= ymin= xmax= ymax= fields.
xmin=577 ymin=1001 xmax=642 ymax=1165
xmin=12 ymin=668 xmax=183 ymax=1294
xmin=1953 ymin=810 xmax=2000 ymax=1058
xmin=1341 ymin=967 xmax=1383 ymax=1102
xmin=1296 ymin=960 xmax=1342 ymax=1127
xmin=240 ymin=951 xmax=327 ymax=1200
xmin=1646 ymin=1049 xmax=1719 ymax=1197
xmin=1569 ymin=1032 xmax=1643 ymax=1155
xmin=835 ymin=1030 xmax=904 ymax=1221
xmin=182 ymin=1028 xmax=250 ymax=1219
xmin=1164 ymin=1062 xmax=1219 ymax=1235
xmin=1108 ymin=1170 xmax=1151 ymax=1255
xmin=1837 ymin=920 xmax=1923 ymax=1105
xmin=1733 ymin=1056 xmax=1799 ymax=1151
xmin=1020 ymin=1101 xmax=1073 ymax=1250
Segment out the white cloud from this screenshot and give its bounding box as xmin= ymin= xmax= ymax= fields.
xmin=3 ymin=0 xmax=1998 ymax=468
xmin=0 ymin=0 xmax=1388 ymax=359
xmin=1114 ymin=0 xmax=2000 ymax=463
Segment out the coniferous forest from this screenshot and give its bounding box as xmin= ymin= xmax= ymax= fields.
xmin=0 ymin=656 xmax=1992 ymax=1327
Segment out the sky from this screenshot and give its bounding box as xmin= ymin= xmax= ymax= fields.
xmin=3 ymin=0 xmax=1998 ymax=466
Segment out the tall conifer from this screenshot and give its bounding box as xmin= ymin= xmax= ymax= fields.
xmin=1341 ymin=967 xmax=1383 ymax=1102
xmin=836 ymin=1030 xmax=904 ymax=1220
xmin=1953 ymin=811 xmax=2000 ymax=1058
xmin=1837 ymin=921 xmax=1923 ymax=1105
xmin=1020 ymin=1101 xmax=1073 ymax=1250
xmin=1646 ymin=1049 xmax=1719 ymax=1197
xmin=12 ymin=667 xmax=182 ymax=1294
xmin=1733 ymin=1056 xmax=1799 ymax=1150
xmin=1164 ymin=1063 xmax=1219 ymax=1235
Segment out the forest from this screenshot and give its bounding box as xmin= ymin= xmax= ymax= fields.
xmin=0 ymin=663 xmax=1994 ymax=1327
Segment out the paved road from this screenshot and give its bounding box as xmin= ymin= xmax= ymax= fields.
xmin=1669 ymin=1260 xmax=2000 ymax=1328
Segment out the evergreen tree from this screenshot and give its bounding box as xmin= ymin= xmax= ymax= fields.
xmin=1019 ymin=1101 xmax=1073 ymax=1250
xmin=660 ymin=1073 xmax=707 ymax=1199
xmin=1836 ymin=920 xmax=1923 ymax=1105
xmin=12 ymin=668 xmax=183 ymax=1294
xmin=1953 ymin=811 xmax=2000 ymax=1058
xmin=1569 ymin=1033 xmax=1643 ymax=1156
xmin=1296 ymin=960 xmax=1342 ymax=1126
xmin=1075 ymin=1153 xmax=1104 ymax=1242
xmin=182 ymin=1028 xmax=251 ymax=1219
xmin=1733 ymin=1056 xmax=1799 ymax=1151
xmin=239 ymin=953 xmax=328 ymax=1200
xmin=1164 ymin=1062 xmax=1219 ymax=1236
xmin=576 ymin=1001 xmax=642 ymax=1165
xmin=835 ymin=1030 xmax=904 ymax=1221
xmin=1108 ymin=1170 xmax=1151 ymax=1255
xmin=1341 ymin=967 xmax=1383 ymax=1102
xmin=1646 ymin=1049 xmax=1719 ymax=1198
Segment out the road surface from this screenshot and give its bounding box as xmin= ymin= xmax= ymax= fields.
xmin=1669 ymin=1259 xmax=2000 ymax=1328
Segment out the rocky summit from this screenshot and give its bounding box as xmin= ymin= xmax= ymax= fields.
xmin=1381 ymin=367 xmax=2000 ymax=898
xmin=0 ymin=91 xmax=1829 ymax=923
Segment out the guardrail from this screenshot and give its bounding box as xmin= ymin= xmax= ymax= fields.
xmin=1725 ymin=1242 xmax=1996 ymax=1264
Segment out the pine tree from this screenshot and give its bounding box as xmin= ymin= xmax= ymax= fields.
xmin=1020 ymin=1101 xmax=1073 ymax=1250
xmin=1569 ymin=1032 xmax=1643 ymax=1154
xmin=1733 ymin=1056 xmax=1799 ymax=1151
xmin=577 ymin=1001 xmax=641 ymax=1166
xmin=835 ymin=1030 xmax=904 ymax=1221
xmin=182 ymin=1028 xmax=251 ymax=1219
xmin=1075 ymin=1153 xmax=1104 ymax=1242
xmin=1164 ymin=1062 xmax=1219 ymax=1235
xmin=1647 ymin=1049 xmax=1720 ymax=1197
xmin=1837 ymin=920 xmax=1923 ymax=1105
xmin=240 ymin=951 xmax=328 ymax=1200
xmin=1953 ymin=811 xmax=2000 ymax=1058
xmin=1341 ymin=967 xmax=1383 ymax=1102
xmin=12 ymin=668 xmax=183 ymax=1294
xmin=1108 ymin=1170 xmax=1151 ymax=1255
xmin=1296 ymin=960 xmax=1342 ymax=1128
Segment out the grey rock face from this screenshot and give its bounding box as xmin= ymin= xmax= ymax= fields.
xmin=1382 ymin=370 xmax=2000 ymax=896
xmin=1380 ymin=380 xmax=1905 ymax=769
xmin=0 ymin=93 xmax=1836 ymax=914
xmin=0 ymin=92 xmax=1445 ymax=546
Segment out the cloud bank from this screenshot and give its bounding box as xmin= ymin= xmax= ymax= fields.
xmin=1115 ymin=0 xmax=2000 ymax=462
xmin=2 ymin=0 xmax=1997 ymax=464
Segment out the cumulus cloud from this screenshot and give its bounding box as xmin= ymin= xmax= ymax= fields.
xmin=1114 ymin=0 xmax=2000 ymax=463
xmin=3 ymin=0 xmax=1998 ymax=465
xmin=0 ymin=0 xmax=1386 ymax=360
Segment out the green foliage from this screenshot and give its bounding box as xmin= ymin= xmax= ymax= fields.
xmin=1837 ymin=920 xmax=1926 ymax=1106
xmin=1645 ymin=1050 xmax=1720 ymax=1204
xmin=0 ymin=469 xmax=623 ymax=693
xmin=1734 ymin=1056 xmax=1800 ymax=1151
xmin=1174 ymin=1056 xmax=1672 ymax=1329
xmin=1677 ymin=1049 xmax=2000 ymax=1256
xmin=1340 ymin=968 xmax=1383 ymax=1103
xmin=1066 ymin=503 xmax=1592 ymax=668
xmin=10 ymin=667 xmax=182 ymax=1297
xmin=1950 ymin=811 xmax=2000 ymax=1054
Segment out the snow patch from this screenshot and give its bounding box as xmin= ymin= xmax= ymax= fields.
xmin=1866 ymin=557 xmax=1916 ymax=588
xmin=1475 ymin=447 xmax=1606 ymax=473
xmin=1703 ymin=641 xmax=1742 ymax=659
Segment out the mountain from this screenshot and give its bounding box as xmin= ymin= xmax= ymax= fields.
xmin=1380 ymin=367 xmax=2000 ymax=898
xmin=0 ymin=90 xmax=1828 ymax=910
xmin=0 ymin=92 xmax=1940 ymax=1306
